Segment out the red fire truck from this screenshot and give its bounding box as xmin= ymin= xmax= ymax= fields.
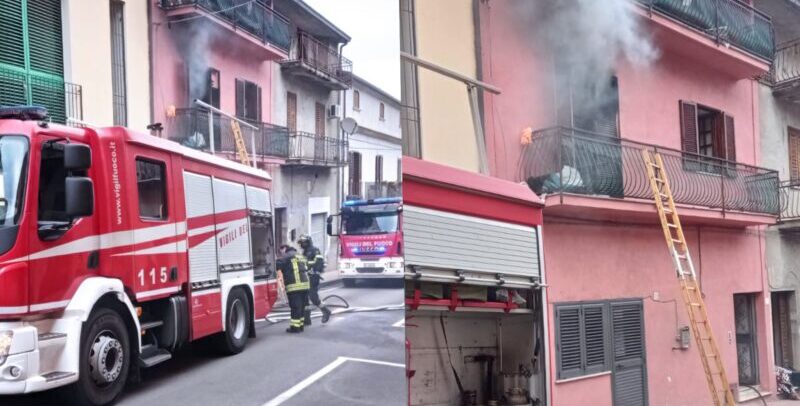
xmin=0 ymin=107 xmax=278 ymax=405
xmin=328 ymin=197 xmax=403 ymax=286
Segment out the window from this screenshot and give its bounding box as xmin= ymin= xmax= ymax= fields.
xmin=353 ymin=90 xmax=360 ymax=111
xmin=789 ymin=127 xmax=800 ymax=180
xmin=274 ymin=207 xmax=287 ymax=247
xmin=379 ymin=102 xmax=385 ymax=121
xmin=236 ymin=79 xmax=261 ymax=122
xmin=0 ymin=0 xmax=68 ymax=122
xmin=555 ymin=302 xmax=610 ymax=380
xmin=38 ymin=142 xmax=69 ymax=223
xmin=136 ymin=159 xmax=167 ymax=220
xmin=679 ymin=101 xmax=736 ymax=172
xmin=110 ymin=0 xmax=127 ymax=126
xmin=375 ymin=155 xmax=383 ymax=183
xmin=734 ymin=293 xmax=759 ymax=385
xmin=348 ymin=151 xmax=362 ymax=197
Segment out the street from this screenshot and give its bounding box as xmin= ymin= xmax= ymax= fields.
xmin=3 ymin=280 xmax=406 ymax=406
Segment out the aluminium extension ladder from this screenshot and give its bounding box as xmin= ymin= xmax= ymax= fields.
xmin=231 ymin=120 xmax=251 ymax=167
xmin=642 ymin=150 xmax=735 ymax=406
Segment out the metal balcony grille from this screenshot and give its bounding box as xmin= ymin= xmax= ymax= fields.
xmin=283 ymin=32 xmax=353 ymax=87
xmin=286 ymin=131 xmax=348 ymax=166
xmin=520 ymin=127 xmax=780 ymax=215
xmin=636 ymin=0 xmax=775 ymax=60
xmin=0 ymin=66 xmax=83 ymax=124
xmin=159 ymin=0 xmax=291 ymax=51
xmin=779 ymin=180 xmax=800 ymax=222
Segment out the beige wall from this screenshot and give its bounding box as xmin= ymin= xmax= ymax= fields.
xmin=414 ymin=0 xmax=480 ymax=172
xmin=63 ymin=0 xmax=151 ymax=130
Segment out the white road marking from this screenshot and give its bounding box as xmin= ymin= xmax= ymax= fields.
xmin=261 ymin=356 xmax=404 ymax=406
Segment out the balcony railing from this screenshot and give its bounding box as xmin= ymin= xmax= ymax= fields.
xmin=159 ymin=0 xmax=291 ymax=51
xmin=779 ymin=180 xmax=800 ymax=222
xmin=282 ymin=32 xmax=353 ymax=87
xmin=285 ymin=131 xmax=348 ymax=166
xmin=168 ymin=107 xmax=290 ymax=158
xmin=364 ymin=181 xmax=402 ymax=199
xmin=767 ymin=39 xmax=800 ymax=91
xmin=0 ymin=66 xmax=83 ymax=124
xmin=636 ymin=0 xmax=775 ymax=60
xmin=520 ymin=127 xmax=780 ymax=215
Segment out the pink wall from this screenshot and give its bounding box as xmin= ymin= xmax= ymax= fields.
xmin=150 ymin=7 xmax=277 ymax=136
xmin=544 ymin=222 xmax=774 ymax=405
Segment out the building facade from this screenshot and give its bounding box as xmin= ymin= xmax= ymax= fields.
xmin=402 ymin=0 xmax=780 ymax=404
xmin=345 ymin=75 xmax=402 ymax=199
xmin=757 ymin=0 xmax=800 ymax=373
xmin=151 ymin=0 xmax=349 ymax=268
xmin=0 ymin=0 xmax=151 ymax=129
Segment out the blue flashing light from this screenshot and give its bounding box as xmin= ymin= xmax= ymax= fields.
xmin=343 ymin=197 xmax=402 ymax=207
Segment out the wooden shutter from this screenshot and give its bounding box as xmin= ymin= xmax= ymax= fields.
xmin=353 ymin=90 xmax=360 ymax=110
xmin=27 ymin=0 xmax=64 ymax=77
xmin=789 ymin=127 xmax=800 ymax=180
xmin=0 ymin=1 xmax=25 ymax=68
xmin=556 ymin=305 xmax=583 ymax=379
xmin=679 ymin=101 xmax=699 ymax=154
xmin=348 ymin=151 xmax=362 ymax=196
xmin=256 ymin=85 xmax=262 ymax=122
xmin=724 ymin=114 xmax=736 ymax=162
xmin=583 ymin=303 xmax=609 ymax=374
xmin=286 ymin=92 xmax=297 ymax=132
xmin=235 ymin=79 xmax=245 ymax=118
xmin=315 ymin=102 xmax=325 ymax=136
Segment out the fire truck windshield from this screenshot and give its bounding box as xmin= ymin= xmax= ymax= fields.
xmin=0 ymin=136 xmax=28 ymax=227
xmin=343 ymin=212 xmax=398 ymax=235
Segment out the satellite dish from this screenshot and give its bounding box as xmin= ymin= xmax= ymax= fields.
xmin=340 ymin=117 xmax=358 ymax=135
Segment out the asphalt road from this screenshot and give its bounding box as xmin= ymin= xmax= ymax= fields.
xmin=3 ymin=279 xmax=406 ymax=406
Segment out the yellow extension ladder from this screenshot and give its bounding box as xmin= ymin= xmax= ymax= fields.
xmin=642 ymin=150 xmax=735 ymax=406
xmin=231 ymin=120 xmax=251 ymax=167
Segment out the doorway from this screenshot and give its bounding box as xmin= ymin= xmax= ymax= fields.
xmin=734 ymin=293 xmax=760 ymax=386
xmin=772 ymin=291 xmax=795 ymax=368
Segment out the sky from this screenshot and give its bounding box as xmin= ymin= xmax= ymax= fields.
xmin=303 ymin=0 xmax=400 ymax=99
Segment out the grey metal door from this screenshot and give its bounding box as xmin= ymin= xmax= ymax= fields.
xmin=611 ymin=300 xmax=648 ymax=406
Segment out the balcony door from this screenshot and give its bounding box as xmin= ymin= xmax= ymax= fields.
xmin=734 ymin=293 xmax=759 ymax=386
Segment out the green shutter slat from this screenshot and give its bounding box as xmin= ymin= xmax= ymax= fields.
xmin=0 ymin=68 xmax=28 ymax=107
xmin=30 ymin=76 xmax=65 ymax=123
xmin=0 ymin=1 xmax=25 ymax=68
xmin=26 ymin=0 xmax=63 ymax=76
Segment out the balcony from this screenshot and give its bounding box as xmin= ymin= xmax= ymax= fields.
xmin=520 ymin=127 xmax=780 ymax=226
xmin=159 ymin=0 xmax=291 ymax=55
xmin=768 ymin=39 xmax=800 ymax=99
xmin=168 ymin=107 xmax=290 ymax=158
xmin=779 ymin=180 xmax=800 ymax=224
xmin=0 ymin=66 xmax=83 ymax=124
xmin=284 ymin=131 xmax=348 ymax=167
xmin=635 ymin=0 xmax=775 ymax=61
xmin=280 ymin=32 xmax=353 ymax=90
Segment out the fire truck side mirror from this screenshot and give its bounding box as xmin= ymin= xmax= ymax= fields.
xmin=64 ymin=144 xmax=91 ymax=170
xmin=326 ymin=214 xmax=340 ymax=237
xmin=65 ymin=177 xmax=94 ymax=218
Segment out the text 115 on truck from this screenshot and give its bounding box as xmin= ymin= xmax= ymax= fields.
xmin=327 ymin=197 xmax=403 ymax=287
xmin=0 ymin=107 xmax=279 ymax=405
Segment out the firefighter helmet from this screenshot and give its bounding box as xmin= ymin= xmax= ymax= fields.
xmin=298 ymin=234 xmax=312 ymax=248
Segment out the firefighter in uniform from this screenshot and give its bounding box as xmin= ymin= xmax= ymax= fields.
xmin=298 ymin=235 xmax=332 ymax=324
xmin=277 ymin=244 xmax=310 ymax=333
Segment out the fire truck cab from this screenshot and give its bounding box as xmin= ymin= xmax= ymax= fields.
xmin=328 ymin=197 xmax=403 ymax=287
xmin=0 ymin=107 xmax=278 ymax=405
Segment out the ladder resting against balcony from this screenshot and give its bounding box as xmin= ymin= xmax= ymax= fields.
xmin=643 ymin=150 xmax=735 ymax=406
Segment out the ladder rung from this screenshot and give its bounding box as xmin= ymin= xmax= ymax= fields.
xmin=667 ymin=223 xmax=678 ymax=228
xmin=671 ymin=238 xmax=683 ymax=244
xmin=690 ymin=303 xmax=702 ymax=307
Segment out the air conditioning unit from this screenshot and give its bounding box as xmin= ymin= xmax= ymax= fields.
xmin=328 ymin=104 xmax=340 ymax=119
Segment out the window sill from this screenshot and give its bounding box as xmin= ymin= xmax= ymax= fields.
xmin=555 ymin=371 xmax=611 ymax=384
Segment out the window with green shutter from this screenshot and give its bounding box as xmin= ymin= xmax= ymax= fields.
xmin=0 ymin=0 xmax=68 ymax=123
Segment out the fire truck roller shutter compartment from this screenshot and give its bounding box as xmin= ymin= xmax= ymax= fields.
xmin=245 ymin=185 xmax=271 ymax=213
xmin=404 ymin=205 xmax=540 ymax=286
xmin=184 ymin=171 xmax=218 ymax=283
xmin=212 ymin=178 xmax=251 ymax=268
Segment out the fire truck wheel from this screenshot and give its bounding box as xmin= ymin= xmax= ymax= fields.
xmin=215 ymin=288 xmax=250 ymax=355
xmin=343 ymin=279 xmax=356 ymax=288
xmin=65 ymin=308 xmax=130 ymax=406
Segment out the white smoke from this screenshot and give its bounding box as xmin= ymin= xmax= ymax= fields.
xmin=535 ymin=0 xmax=659 ymax=116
